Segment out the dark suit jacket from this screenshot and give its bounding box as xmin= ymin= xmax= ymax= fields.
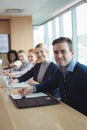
xmin=36 ymin=62 xmax=87 ymax=115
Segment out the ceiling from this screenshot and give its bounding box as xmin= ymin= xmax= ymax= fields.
xmin=0 ymin=0 xmax=82 ymax=25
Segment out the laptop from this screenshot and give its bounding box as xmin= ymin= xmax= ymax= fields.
xmin=10 ymin=92 xmax=60 ymax=109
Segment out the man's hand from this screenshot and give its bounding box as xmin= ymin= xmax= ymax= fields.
xmin=18 ymin=86 xmax=34 ymax=96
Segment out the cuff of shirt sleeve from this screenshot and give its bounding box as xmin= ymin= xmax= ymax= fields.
xmin=33 ymin=85 xmax=37 ymax=93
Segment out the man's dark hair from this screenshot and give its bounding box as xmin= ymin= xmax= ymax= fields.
xmin=52 ymin=37 xmax=73 ymax=51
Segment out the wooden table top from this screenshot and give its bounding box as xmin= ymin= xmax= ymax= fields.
xmin=0 ymin=88 xmax=87 ymax=130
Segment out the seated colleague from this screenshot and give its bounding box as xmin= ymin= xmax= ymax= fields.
xmin=18 ymin=37 xmax=87 ymax=115
xmin=28 ymin=48 xmax=37 ymax=68
xmin=15 ymin=50 xmax=31 ymax=73
xmin=17 ymin=43 xmax=59 ymax=97
xmin=27 ymin=48 xmax=37 ymax=83
xmin=7 ymin=50 xmax=22 ymax=69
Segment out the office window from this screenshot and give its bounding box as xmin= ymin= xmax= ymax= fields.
xmin=47 ymin=21 xmax=53 ymax=60
xmin=48 ymin=21 xmax=52 ymax=44
xmin=44 ymin=23 xmax=48 ymax=45
xmin=63 ymin=11 xmax=72 ymax=38
xmin=55 ymin=17 xmax=59 ymax=38
xmin=33 ymin=26 xmax=39 ymax=46
xmin=33 ymin=25 xmax=44 ymax=46
xmin=33 ymin=2 xmax=87 ymax=64
xmin=76 ymin=3 xmax=87 ymax=65
xmin=39 ymin=25 xmax=44 ymax=43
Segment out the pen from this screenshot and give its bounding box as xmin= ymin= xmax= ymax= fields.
xmin=22 ymin=96 xmax=26 ymax=99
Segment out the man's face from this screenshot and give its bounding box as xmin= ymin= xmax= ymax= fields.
xmin=18 ymin=52 xmax=27 ymax=63
xmin=53 ymin=42 xmax=74 ymax=71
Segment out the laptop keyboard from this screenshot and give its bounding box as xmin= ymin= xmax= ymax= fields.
xmin=14 ymin=96 xmax=59 ymax=108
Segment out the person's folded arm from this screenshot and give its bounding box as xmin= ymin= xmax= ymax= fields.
xmin=26 ymin=79 xmax=39 ymax=86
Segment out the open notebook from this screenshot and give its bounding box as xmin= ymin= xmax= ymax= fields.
xmin=10 ymin=92 xmax=60 ymax=109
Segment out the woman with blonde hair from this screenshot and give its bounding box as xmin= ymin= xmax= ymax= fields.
xmin=17 ymin=43 xmax=59 ymax=97
xmin=35 ymin=43 xmax=49 ymax=63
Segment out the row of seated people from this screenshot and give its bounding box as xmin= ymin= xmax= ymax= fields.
xmin=3 ymin=43 xmax=60 ymax=98
xmin=3 ymin=37 xmax=87 ymax=115
xmin=4 ymin=50 xmax=32 ymax=77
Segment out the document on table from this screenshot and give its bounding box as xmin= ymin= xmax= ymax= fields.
xmin=12 ymin=82 xmax=30 ymax=88
xmin=10 ymin=92 xmax=48 ymax=99
xmin=11 ymin=71 xmax=22 ymax=77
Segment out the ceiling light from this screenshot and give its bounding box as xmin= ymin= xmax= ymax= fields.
xmin=4 ymin=9 xmax=24 ymax=14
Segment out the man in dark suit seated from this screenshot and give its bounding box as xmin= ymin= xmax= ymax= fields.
xmin=18 ymin=37 xmax=87 ymax=115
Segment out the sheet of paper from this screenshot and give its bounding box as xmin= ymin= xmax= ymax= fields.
xmin=12 ymin=82 xmax=30 ymax=88
xmin=26 ymin=92 xmax=47 ymax=98
xmin=11 ymin=93 xmax=22 ymax=99
xmin=10 ymin=92 xmax=47 ymax=99
xmin=11 ymin=71 xmax=22 ymax=77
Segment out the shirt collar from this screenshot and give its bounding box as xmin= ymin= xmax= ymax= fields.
xmin=59 ymin=59 xmax=76 ymax=74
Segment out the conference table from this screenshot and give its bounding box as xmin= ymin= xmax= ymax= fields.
xmin=0 ymin=88 xmax=87 ymax=130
